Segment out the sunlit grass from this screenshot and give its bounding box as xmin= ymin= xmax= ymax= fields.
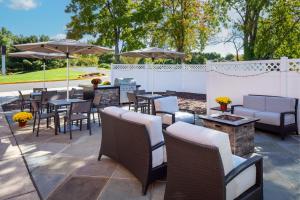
xmin=0 ymin=68 xmax=85 ymax=83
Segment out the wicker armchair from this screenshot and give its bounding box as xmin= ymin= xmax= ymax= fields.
xmin=99 ymin=107 xmax=167 ymax=195
xmin=164 ymin=122 xmax=263 ymax=200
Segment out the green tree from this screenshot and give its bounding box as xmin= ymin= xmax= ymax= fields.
xmin=152 ymin=0 xmax=223 ymax=53
xmin=255 ymin=0 xmax=300 ymax=59
xmin=225 ymin=0 xmax=270 ymax=60
xmin=65 ymin=0 xmax=162 ymax=63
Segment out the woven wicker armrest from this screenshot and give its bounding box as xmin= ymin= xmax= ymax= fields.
xmin=225 ymin=155 xmax=263 ymax=185
xmin=179 ymin=109 xmax=195 ymax=114
xmin=152 ymin=141 xmax=165 ymax=151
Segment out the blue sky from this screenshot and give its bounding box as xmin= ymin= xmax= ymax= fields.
xmin=0 ymin=0 xmax=237 ymax=56
xmin=0 ymin=0 xmax=70 ymax=39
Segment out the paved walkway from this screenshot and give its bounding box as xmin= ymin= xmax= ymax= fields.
xmin=2 ymin=108 xmax=300 ymax=200
xmin=0 ymin=107 xmax=40 ymax=200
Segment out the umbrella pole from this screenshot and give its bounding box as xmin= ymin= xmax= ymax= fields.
xmin=66 ymin=53 xmax=70 ymax=101
xmin=152 ymin=57 xmax=155 ymax=95
xmin=43 ymin=62 xmax=46 ymax=89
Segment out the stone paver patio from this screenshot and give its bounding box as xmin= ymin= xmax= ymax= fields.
xmin=1 ymin=109 xmax=300 ymax=200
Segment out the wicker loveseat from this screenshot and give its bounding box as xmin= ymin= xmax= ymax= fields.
xmin=232 ymin=95 xmax=298 ymax=139
xmin=98 ymin=106 xmax=167 ymax=194
xmin=164 ymin=122 xmax=263 ymax=200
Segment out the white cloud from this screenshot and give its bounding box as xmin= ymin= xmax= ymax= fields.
xmin=50 ymin=33 xmax=67 ymax=40
xmin=8 ymin=0 xmax=39 ymax=10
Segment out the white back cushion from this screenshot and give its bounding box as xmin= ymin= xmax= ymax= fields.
xmin=154 ymin=96 xmax=179 ymax=113
xmin=121 ymin=111 xmax=164 ymax=146
xmin=243 ymin=96 xmax=266 ymax=111
xmin=166 ymin=122 xmax=234 ymax=175
xmin=103 ymin=106 xmax=128 ymax=118
xmin=266 ymin=97 xmax=296 ymax=113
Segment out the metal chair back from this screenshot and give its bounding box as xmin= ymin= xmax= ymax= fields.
xmin=30 ymin=99 xmax=42 ymax=114
xmin=70 ymin=101 xmax=92 ymax=114
xmin=41 ymin=91 xmax=58 ymax=104
xmin=18 ymin=90 xmax=25 ymax=101
xmin=93 ymin=91 xmax=102 ymax=106
xmin=127 ymin=92 xmax=138 ymax=104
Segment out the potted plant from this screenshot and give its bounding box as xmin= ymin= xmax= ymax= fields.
xmin=91 ymin=78 xmax=102 ymax=89
xmin=215 ymin=96 xmax=232 ymax=112
xmin=13 ymin=112 xmax=33 ymax=127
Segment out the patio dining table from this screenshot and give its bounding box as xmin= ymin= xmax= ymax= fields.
xmin=136 ymin=93 xmax=163 ymax=114
xmin=48 ymin=98 xmax=86 ymax=135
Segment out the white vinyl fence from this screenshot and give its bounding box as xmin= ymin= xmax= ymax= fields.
xmin=111 ymin=57 xmax=300 ymax=128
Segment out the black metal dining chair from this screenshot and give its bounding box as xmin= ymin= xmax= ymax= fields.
xmin=91 ymin=91 xmax=103 ymax=126
xmin=63 ymin=101 xmax=92 ymax=139
xmin=31 ymin=99 xmax=55 ymax=136
xmin=127 ymin=92 xmax=148 ymax=113
xmin=18 ymin=90 xmax=31 ymax=111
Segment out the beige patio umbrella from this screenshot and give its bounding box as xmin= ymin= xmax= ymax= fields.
xmin=120 ymin=47 xmax=185 ymax=94
xmin=15 ymin=39 xmax=112 ymax=99
xmin=9 ymin=51 xmax=74 ymax=89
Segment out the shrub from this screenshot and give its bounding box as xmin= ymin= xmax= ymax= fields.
xmin=99 ymin=63 xmax=111 ymax=69
xmin=102 ymin=81 xmax=111 ymax=85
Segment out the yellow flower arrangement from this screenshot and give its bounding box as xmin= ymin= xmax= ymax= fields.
xmin=215 ymin=96 xmax=232 ymax=105
xmin=13 ymin=112 xmax=33 ymax=123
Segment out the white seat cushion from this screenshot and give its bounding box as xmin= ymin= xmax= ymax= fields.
xmin=166 ymin=122 xmax=234 ymax=175
xmin=159 ymin=111 xmax=194 ymax=125
xmin=255 ymin=111 xmax=295 ymax=126
xmin=103 ymin=106 xmax=128 ymax=118
xmin=121 ymin=111 xmax=165 ymax=168
xmin=226 ymin=155 xmax=256 ymax=200
xmin=154 ymin=96 xmax=179 ymax=113
xmin=233 ymin=107 xmax=256 ymax=118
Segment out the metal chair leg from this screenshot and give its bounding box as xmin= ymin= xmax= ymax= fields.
xmin=36 ymin=118 xmax=41 ymax=137
xmin=69 ymin=120 xmax=72 ymax=139
xmin=32 ymin=114 xmax=36 ymax=134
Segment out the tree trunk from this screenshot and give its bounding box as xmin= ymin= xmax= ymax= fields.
xmin=114 ymin=30 xmax=121 ymax=64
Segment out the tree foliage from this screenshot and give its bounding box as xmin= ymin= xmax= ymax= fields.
xmin=255 ymin=0 xmax=300 ymax=59
xmin=65 ymin=0 xmax=163 ymax=63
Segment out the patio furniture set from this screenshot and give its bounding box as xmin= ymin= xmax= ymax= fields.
xmin=17 ymin=87 xmax=298 ymax=199
xmin=18 ymin=88 xmax=104 ymax=139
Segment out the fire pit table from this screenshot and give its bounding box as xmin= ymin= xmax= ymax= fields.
xmin=199 ymin=114 xmax=259 ymax=156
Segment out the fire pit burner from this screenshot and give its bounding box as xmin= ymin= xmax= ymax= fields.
xmin=213 ymin=114 xmax=244 ymax=122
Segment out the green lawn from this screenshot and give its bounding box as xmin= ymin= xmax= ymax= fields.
xmin=0 ymin=68 xmax=85 ymax=84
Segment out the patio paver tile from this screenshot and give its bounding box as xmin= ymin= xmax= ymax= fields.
xmin=74 ymin=158 xmax=117 ymax=178
xmin=32 ymin=172 xmax=65 ymax=199
xmin=98 ymin=178 xmax=150 ymax=200
xmin=7 ymin=191 xmax=40 ymax=200
xmin=0 ymin=158 xmax=35 ymax=200
xmin=47 ymin=176 xmax=108 ymax=200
